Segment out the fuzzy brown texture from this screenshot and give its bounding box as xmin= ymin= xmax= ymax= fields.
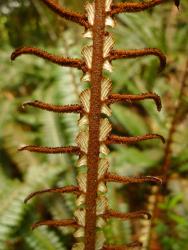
xmin=103 ymin=241 xmax=142 ymax=250
xmin=40 ymin=0 xmax=89 ymax=28
xmin=24 ymin=186 xmax=80 ymax=204
xmin=84 ymin=1 xmax=106 ymax=250
xmin=103 ymin=241 xmax=143 ymax=250
xmin=105 ymin=134 xmax=165 ymax=145
xmin=22 ymin=100 xmax=82 ymax=113
xmin=104 ymin=173 xmax=162 ymax=185
xmin=31 ymin=219 xmax=78 ymax=230
xmin=109 ymin=48 xmax=166 ymax=71
xmin=110 ymin=0 xmax=165 ymax=15
xmin=18 ymin=145 xmax=80 ymax=154
xmin=11 ymin=47 xmax=87 ymax=72
xmin=107 ymin=92 xmax=162 ymax=111
xmin=103 ymin=210 xmax=151 ymax=220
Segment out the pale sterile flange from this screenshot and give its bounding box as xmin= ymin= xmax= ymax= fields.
xmin=101 ymin=78 xmax=112 ymax=101
xmin=98 ymin=158 xmax=109 ymax=178
xmin=76 ymin=194 xmax=86 ymax=207
xmin=101 ymin=104 xmax=112 ymax=116
xmin=81 ymin=46 xmax=93 ymax=69
xmin=100 ymin=143 xmax=110 ymax=155
xmin=100 ymin=118 xmax=112 ymax=141
xmin=76 ymin=131 xmax=89 ymax=153
xmin=103 ymin=35 xmax=114 ymax=58
xmin=74 ymin=209 xmax=86 ymax=227
xmin=77 ymin=155 xmax=87 ymax=168
xmin=95 ymin=231 xmax=106 ymax=250
xmin=77 ymin=173 xmax=87 ymax=193
xmin=96 ymin=195 xmax=108 ymax=215
xmin=85 ymin=2 xmax=95 ymax=26
xmin=80 ymin=89 xmax=91 ymax=113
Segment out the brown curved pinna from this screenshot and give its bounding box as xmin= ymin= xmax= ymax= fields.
xmin=105 ymin=134 xmax=165 ymax=145
xmin=40 ymin=0 xmax=89 ymax=28
xmin=24 ymin=186 xmax=81 ymax=204
xmin=18 ymin=145 xmax=80 ymax=154
xmin=106 ymin=92 xmax=162 ymax=111
xmin=103 ymin=210 xmax=152 ymax=220
xmin=22 ymin=100 xmax=83 ymax=113
xmin=31 ymin=219 xmax=78 ymax=231
xmin=109 ymin=48 xmax=166 ymax=71
xmin=11 ymin=47 xmax=87 ymax=72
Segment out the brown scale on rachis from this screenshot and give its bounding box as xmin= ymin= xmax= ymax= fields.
xmin=11 ymin=0 xmax=180 ymax=249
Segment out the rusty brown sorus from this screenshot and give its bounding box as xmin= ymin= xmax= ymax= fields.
xmin=11 ymin=47 xmax=87 ymax=72
xmin=11 ymin=0 xmax=178 ymax=249
xmin=22 ymin=100 xmax=83 ymax=113
xmin=110 ymin=0 xmax=180 ymax=15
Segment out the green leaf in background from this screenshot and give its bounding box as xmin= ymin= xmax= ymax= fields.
xmin=111 ymin=104 xmax=148 ymax=135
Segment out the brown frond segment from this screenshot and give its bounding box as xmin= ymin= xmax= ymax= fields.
xmin=105 ymin=134 xmax=165 ymax=145
xmin=103 ymin=242 xmax=143 ymax=250
xmin=109 ymin=48 xmax=166 ymax=71
xmin=18 ymin=145 xmax=80 ymax=154
xmin=104 ymin=172 xmax=163 ymax=185
xmin=84 ymin=1 xmax=106 ymax=249
xmin=31 ymin=219 xmax=78 ymax=230
xmin=103 ymin=210 xmax=151 ymax=220
xmin=24 ymin=186 xmax=80 ymax=204
xmin=110 ymin=0 xmax=165 ymax=15
xmin=107 ymin=93 xmax=162 ymax=111
xmin=11 ymin=47 xmax=87 ymax=72
xmin=40 ymin=0 xmax=89 ymax=28
xmin=22 ymin=100 xmax=82 ymax=113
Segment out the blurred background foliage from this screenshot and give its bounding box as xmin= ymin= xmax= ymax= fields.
xmin=0 ymin=0 xmax=188 ymax=250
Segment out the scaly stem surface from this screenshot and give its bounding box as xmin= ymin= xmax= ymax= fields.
xmin=85 ymin=1 xmax=106 ymax=249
